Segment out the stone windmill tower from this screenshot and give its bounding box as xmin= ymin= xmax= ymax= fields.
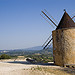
xmin=52 ymin=11 xmax=75 ymax=66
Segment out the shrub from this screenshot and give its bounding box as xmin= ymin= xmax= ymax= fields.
xmin=0 ymin=54 xmax=11 ymax=59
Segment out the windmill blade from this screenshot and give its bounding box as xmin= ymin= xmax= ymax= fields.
xmin=72 ymin=16 xmax=75 ymax=19
xmin=41 ymin=11 xmax=57 ymax=27
xmin=43 ymin=38 xmax=53 ymax=49
xmin=44 ymin=9 xmax=58 ymax=24
xmin=42 ymin=34 xmax=52 ymax=47
xmin=41 ymin=10 xmax=58 ymax=50
xmin=40 ymin=14 xmax=55 ymax=28
xmin=46 ymin=40 xmax=53 ymax=50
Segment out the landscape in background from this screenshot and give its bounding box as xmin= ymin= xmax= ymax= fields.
xmin=0 ymin=45 xmax=53 ymax=63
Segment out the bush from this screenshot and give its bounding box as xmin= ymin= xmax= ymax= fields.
xmin=0 ymin=54 xmax=11 ymax=59
xmin=26 ymin=54 xmax=53 ymax=63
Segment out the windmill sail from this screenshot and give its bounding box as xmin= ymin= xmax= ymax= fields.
xmin=72 ymin=16 xmax=75 ymax=19
xmin=43 ymin=38 xmax=53 ymax=49
xmin=44 ymin=9 xmax=58 ymax=24
xmin=41 ymin=10 xmax=57 ymax=49
xmin=40 ymin=14 xmax=55 ymax=28
xmin=42 ymin=34 xmax=52 ymax=47
xmin=41 ymin=11 xmax=57 ymax=27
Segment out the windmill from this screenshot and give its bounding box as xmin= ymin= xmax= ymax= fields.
xmin=41 ymin=9 xmax=75 ymax=50
xmin=41 ymin=9 xmax=75 ymax=66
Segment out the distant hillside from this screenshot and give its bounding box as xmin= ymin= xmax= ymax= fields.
xmin=35 ymin=47 xmax=53 ymax=56
xmin=0 ymin=46 xmax=53 ymax=56
xmin=25 ymin=46 xmax=43 ymax=50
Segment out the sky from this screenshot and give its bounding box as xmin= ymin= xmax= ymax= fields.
xmin=0 ymin=0 xmax=75 ymax=50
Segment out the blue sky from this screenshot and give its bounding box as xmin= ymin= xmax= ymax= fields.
xmin=0 ymin=0 xmax=75 ymax=50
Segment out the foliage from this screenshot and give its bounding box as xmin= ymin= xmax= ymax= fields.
xmin=0 ymin=48 xmax=53 ymax=63
xmin=10 ymin=55 xmax=17 ymax=59
xmin=0 ymin=47 xmax=53 ymax=56
xmin=36 ymin=66 xmax=42 ymax=71
xmin=0 ymin=54 xmax=11 ymax=59
xmin=25 ymin=54 xmax=53 ymax=63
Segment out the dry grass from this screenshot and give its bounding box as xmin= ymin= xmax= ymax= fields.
xmin=31 ymin=66 xmax=75 ymax=75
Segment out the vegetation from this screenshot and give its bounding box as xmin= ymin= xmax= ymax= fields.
xmin=0 ymin=47 xmax=53 ymax=56
xmin=25 ymin=54 xmax=53 ymax=63
xmin=10 ymin=55 xmax=17 ymax=59
xmin=31 ymin=66 xmax=75 ymax=75
xmin=0 ymin=54 xmax=11 ymax=59
xmin=0 ymin=48 xmax=53 ymax=63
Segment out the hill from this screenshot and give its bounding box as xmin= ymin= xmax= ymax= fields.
xmin=0 ymin=46 xmax=53 ymax=56
xmin=25 ymin=46 xmax=43 ymax=50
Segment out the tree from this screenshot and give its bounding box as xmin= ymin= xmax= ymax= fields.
xmin=0 ymin=54 xmax=11 ymax=59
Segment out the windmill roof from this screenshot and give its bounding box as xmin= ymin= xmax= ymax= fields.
xmin=56 ymin=11 xmax=75 ymax=29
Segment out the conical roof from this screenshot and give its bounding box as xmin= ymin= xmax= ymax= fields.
xmin=56 ymin=11 xmax=75 ymax=30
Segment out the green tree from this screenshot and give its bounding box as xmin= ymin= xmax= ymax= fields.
xmin=0 ymin=54 xmax=11 ymax=59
